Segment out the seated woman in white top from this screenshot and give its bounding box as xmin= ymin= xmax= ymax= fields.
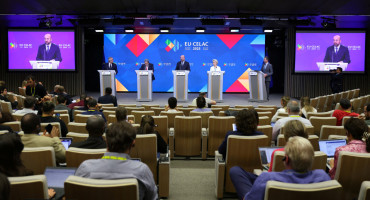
xmin=271 ymin=96 xmax=290 ymax=122
xmin=300 ymin=96 xmax=317 ymax=118
xmin=210 ymin=59 xmax=221 ymax=72
xmin=165 ymin=97 xmax=179 ymax=113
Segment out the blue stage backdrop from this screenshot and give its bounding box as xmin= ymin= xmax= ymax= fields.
xmin=103 ymin=34 xmax=265 ymax=92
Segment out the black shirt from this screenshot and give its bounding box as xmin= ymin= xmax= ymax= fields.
xmin=0 ymin=125 xmax=13 ymax=133
xmin=26 ymin=83 xmax=47 ymax=99
xmin=69 ymin=137 xmax=106 ymax=149
xmin=39 ymin=116 xmax=68 ymax=137
xmin=98 ymin=94 xmax=118 ymax=107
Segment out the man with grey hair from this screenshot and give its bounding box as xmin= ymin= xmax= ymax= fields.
xmin=70 ymin=115 xmax=106 ymax=149
xmin=102 ymin=57 xmax=118 ymax=74
xmin=176 ymin=55 xmax=190 ymax=71
xmin=230 ymin=136 xmax=331 ymax=200
xmin=272 ymin=100 xmax=312 ymax=141
xmin=139 ymin=59 xmax=155 ymax=80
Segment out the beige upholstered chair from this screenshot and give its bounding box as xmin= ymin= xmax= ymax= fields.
xmin=255 ymin=107 xmax=277 ymax=116
xmin=235 ymin=105 xmax=254 ymax=110
xmin=66 ymin=147 xmax=106 ymax=167
xmin=66 ymin=132 xmax=89 ymax=142
xmin=72 ymin=109 xmax=85 ymax=120
xmin=306 ymin=111 xmax=332 ymax=120
xmin=150 ymin=107 xmax=165 ymax=116
xmin=259 ymin=116 xmax=271 ymax=126
xmin=0 ymin=101 xmax=12 ymax=113
xmin=316 ymin=96 xmax=328 ymax=112
xmin=118 ymin=104 xmax=137 ymax=108
xmin=1 ymin=121 xmax=22 ymax=132
xmin=101 ymin=106 xmax=117 ymax=111
xmin=107 ymin=114 xmax=135 ymax=124
xmin=277 ymin=135 xmax=319 ymax=151
xmin=153 ymin=116 xmax=169 ymax=143
xmin=160 ymin=111 xmax=184 ymax=128
xmin=68 ymin=122 xmax=88 ymax=134
xmin=325 ymin=94 xmax=334 ymax=112
xmin=207 ymin=116 xmax=235 ymax=156
xmin=131 ymin=110 xmax=155 ymax=124
xmin=125 ymin=107 xmax=145 ymax=115
xmin=271 ymin=151 xmax=327 ymax=172
xmin=142 ymin=104 xmax=159 ymax=111
xmin=211 ymin=105 xmax=230 ymax=111
xmin=21 ymin=147 xmax=56 ymax=175
xmin=210 ymin=107 xmax=222 ymax=116
xmin=75 ymin=114 xmax=94 ymax=123
xmin=102 ymin=110 xmax=116 ymax=121
xmin=189 ymin=111 xmax=214 ymax=128
xmin=310 ymin=97 xmax=319 ymax=109
xmin=40 ymin=122 xmax=61 ymax=137
xmin=8 ymin=175 xmax=49 ymax=200
xmin=309 ymin=117 xmax=337 ymax=136
xmin=178 ymin=107 xmax=194 ymax=116
xmin=257 ymin=125 xmax=273 ymax=144
xmin=358 ymin=181 xmax=370 ymax=200
xmin=320 ymin=125 xmax=346 ymax=139
xmin=257 ymin=111 xmax=273 ymax=119
xmin=99 ymin=103 xmax=114 ymax=107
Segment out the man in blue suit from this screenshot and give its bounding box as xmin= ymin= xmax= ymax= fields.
xmin=324 ymin=35 xmax=351 ymax=63
xmin=36 ymin=34 xmax=62 ymax=62
xmin=139 ymin=59 xmax=155 ymax=80
xmin=261 ymin=56 xmax=273 ymax=101
xmin=175 ymin=55 xmax=191 ymax=71
xmin=102 ymin=57 xmax=118 ymax=74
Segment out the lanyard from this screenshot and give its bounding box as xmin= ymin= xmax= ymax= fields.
xmin=290 ymin=115 xmax=300 ymax=118
xmin=30 ymin=87 xmax=36 ymax=96
xmin=102 ymin=156 xmax=127 ymax=161
xmin=88 ymin=110 xmax=96 ymax=112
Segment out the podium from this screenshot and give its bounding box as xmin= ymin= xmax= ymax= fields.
xmin=135 ymin=70 xmax=153 ymax=102
xmin=316 ymin=62 xmax=348 ymax=71
xmin=30 ymin=60 xmax=60 ymax=69
xmin=98 ymin=70 xmax=116 ymax=96
xmin=248 ymin=71 xmax=267 ymax=102
xmin=172 ymin=70 xmax=189 ymax=102
xmin=207 ymin=71 xmax=225 ymax=102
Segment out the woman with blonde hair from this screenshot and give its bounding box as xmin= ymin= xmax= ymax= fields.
xmin=300 ymin=96 xmax=317 ymax=118
xmin=210 ymin=59 xmax=221 ymax=72
xmin=271 ymin=96 xmax=290 ymax=122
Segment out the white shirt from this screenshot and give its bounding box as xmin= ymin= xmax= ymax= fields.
xmin=272 ymin=115 xmax=312 ymax=141
xmin=45 ymin=44 xmax=51 ymax=52
xmin=14 ymin=108 xmax=38 ymax=115
xmin=210 ymin=66 xmax=221 ymax=72
xmin=167 ymin=109 xmax=178 ymax=113
xmin=301 ymin=107 xmax=317 ymax=118
xmin=271 ymin=108 xmax=287 ymax=123
xmin=334 ymin=45 xmax=340 ymax=53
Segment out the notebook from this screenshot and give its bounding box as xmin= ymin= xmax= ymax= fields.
xmin=259 ymin=147 xmax=282 ymax=165
xmin=60 ymin=137 xmax=73 ymax=150
xmin=319 ymin=139 xmax=347 ymax=158
xmin=44 ymin=167 xmax=77 ymax=189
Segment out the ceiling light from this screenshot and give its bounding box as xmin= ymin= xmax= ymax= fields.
xmin=230 ymin=27 xmax=240 ymax=33
xmin=160 ymin=28 xmax=170 ymax=33
xmin=95 ymin=29 xmax=104 ymax=33
xmin=195 ymin=27 xmax=205 ymax=33
xmin=264 ymin=29 xmax=273 ymax=33
xmin=125 ymin=28 xmax=134 ymax=33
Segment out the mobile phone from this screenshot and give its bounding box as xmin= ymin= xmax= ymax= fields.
xmin=55 ymin=113 xmax=60 ymax=118
xmin=45 ymin=124 xmax=53 ymax=133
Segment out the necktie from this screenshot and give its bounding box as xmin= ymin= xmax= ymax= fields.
xmin=146 ymin=66 xmax=148 ymax=70
xmin=335 ymin=47 xmax=338 ymax=54
xmin=46 ymin=45 xmax=50 ymax=53
xmin=109 ymin=63 xmax=111 ymax=68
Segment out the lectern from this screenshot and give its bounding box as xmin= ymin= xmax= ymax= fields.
xmin=98 ymin=70 xmax=116 ymax=96
xmin=316 ymin=62 xmax=348 ymax=71
xmin=248 ymin=71 xmax=267 ymax=102
xmin=172 ymin=70 xmax=189 ymax=102
xmin=135 ymin=70 xmax=153 ymax=102
xmin=207 ymin=71 xmax=225 ymax=102
xmin=30 ymin=60 xmax=60 ymax=69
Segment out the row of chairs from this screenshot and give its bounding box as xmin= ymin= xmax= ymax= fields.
xmin=310 ymin=89 xmax=361 ymax=112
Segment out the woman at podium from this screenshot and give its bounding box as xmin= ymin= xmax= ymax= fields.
xmin=210 ymin=59 xmax=221 ymax=72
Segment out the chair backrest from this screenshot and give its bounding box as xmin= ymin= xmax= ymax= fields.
xmin=0 ymin=101 xmax=12 ymax=113
xmin=142 ymin=104 xmax=159 ymax=111
xmin=21 ymin=147 xmax=56 ymax=175
xmin=342 ymin=91 xmax=350 ymax=100
xmin=160 ymin=111 xmax=184 ymax=128
xmin=54 ymin=110 xmax=68 ymax=114
xmin=348 ymin=90 xmax=355 ymax=100
xmin=317 ymin=96 xmax=328 ymax=112
xmin=306 ymin=111 xmax=332 ymax=120
xmin=255 ymin=108 xmax=277 ymax=116
xmin=257 ymin=111 xmax=273 ymax=119
xmin=277 ymin=112 xmax=289 ymax=117
xmin=103 ymin=110 xmax=116 ymax=121
xmin=132 ymin=111 xmax=155 ymax=124
xmin=1 ymin=121 xmax=21 ymax=132
xmin=335 ymin=151 xmax=370 ymax=200
xmin=333 ymin=93 xmax=342 ymax=104
xmin=353 ymin=89 xmax=360 ymax=98
xmin=259 ymin=116 xmax=271 ymax=126
xmin=342 ymin=116 xmax=356 ymax=125
xmin=358 ymin=96 xmax=368 ymax=114
xmin=12 ymin=113 xmax=25 ymax=121
xmin=257 ymin=125 xmax=273 ymax=144
xmin=68 ymin=122 xmax=88 ymax=134
xmin=351 ymin=98 xmax=362 ymax=114
xmin=320 ymin=125 xmax=346 ymax=139
xmin=210 ymin=107 xmax=222 ymax=116
xmin=359 ymin=181 xmax=370 ymax=200
xmin=18 ymin=87 xmax=26 ymax=96
xmin=102 ymin=106 xmax=117 ymax=111
xmin=153 ymin=116 xmax=168 ymax=143
xmin=174 ymin=116 xmax=202 ymax=156
xmin=225 ymin=135 xmax=269 ymax=193
xmin=65 ymin=176 xmax=139 ymax=200
xmin=228 ymin=108 xmax=243 ymax=112
xmin=129 ymin=134 xmax=158 ymax=182
xmin=66 ymin=147 xmax=106 ymax=167
xmin=118 ymin=104 xmax=137 ymax=108
xmin=75 ymin=114 xmax=94 ymax=123
xmin=310 ymin=97 xmax=319 ymax=109
xmin=40 ymin=122 xmax=61 ymax=137
xmin=309 ymin=117 xmax=337 ymax=136
xmin=73 ymin=109 xmax=85 ymax=120
xmin=150 ymin=107 xmax=165 ymax=116
xmin=207 ymin=116 xmax=235 ymax=156
xmin=325 ymin=95 xmax=335 ymax=112
xmin=178 ymin=107 xmax=194 ymax=116
xmin=234 ymin=105 xmax=254 ymax=110
xmin=189 ymin=111 xmax=214 ymax=128
xmin=277 ymin=135 xmax=319 ymax=151
xmin=54 ymin=113 xmax=70 ymax=125
xmin=66 ymin=132 xmax=89 ymax=142
xmin=15 ymin=95 xmax=24 ymax=110
xmin=8 ymin=175 xmax=49 ymax=200
xmin=107 ymin=114 xmax=135 ymax=124
xmin=125 ymin=107 xmax=145 ymax=115
xmin=99 ymin=103 xmax=114 ymax=107
xmin=264 ymin=180 xmax=342 ymax=200
xmin=211 ymin=105 xmax=230 ymax=111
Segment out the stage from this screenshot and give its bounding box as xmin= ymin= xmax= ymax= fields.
xmin=85 ymin=92 xmax=286 ymax=107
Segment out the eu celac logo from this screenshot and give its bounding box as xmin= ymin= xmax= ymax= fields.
xmin=165 ymin=39 xmax=181 ymax=52
xmin=9 ymin=43 xmax=16 ymax=48
xmin=297 ymin=44 xmax=304 ymax=51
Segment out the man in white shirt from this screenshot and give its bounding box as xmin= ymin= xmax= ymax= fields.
xmin=272 ymin=100 xmax=312 ymax=141
xmin=14 ymin=96 xmax=38 ymax=115
xmin=210 ymin=59 xmax=221 ymax=72
xmin=191 ymin=92 xmax=216 ymax=107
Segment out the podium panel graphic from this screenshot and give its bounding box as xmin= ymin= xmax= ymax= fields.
xmin=98 ymin=70 xmax=116 ymax=96
xmin=136 ymin=70 xmax=153 ymax=102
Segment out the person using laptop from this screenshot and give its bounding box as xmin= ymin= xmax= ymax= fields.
xmin=329 ymin=118 xmax=369 ymax=179
xmin=230 ymin=136 xmax=331 ymax=200
xmin=75 ymin=121 xmax=157 ymax=200
xmin=332 ymin=98 xmax=359 ymax=126
xmin=69 ymin=115 xmax=106 ymax=149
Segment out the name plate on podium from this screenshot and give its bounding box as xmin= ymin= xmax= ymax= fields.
xmin=250 ymin=71 xmax=258 ymax=76
xmin=176 ymin=72 xmax=186 ymax=76
xmin=139 ymin=71 xmax=149 ymax=75
xmin=36 ymin=62 xmax=52 ymax=69
xmin=212 ymin=72 xmax=221 ymax=76
xmin=102 ymin=71 xmax=111 ymax=75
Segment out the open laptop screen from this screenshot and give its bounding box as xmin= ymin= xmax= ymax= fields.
xmin=60 ymin=137 xmax=73 ymax=150
xmin=319 ymin=140 xmax=347 ymax=157
xmin=44 ymin=167 xmax=76 ymax=188
xmin=259 ymin=147 xmax=282 ymax=165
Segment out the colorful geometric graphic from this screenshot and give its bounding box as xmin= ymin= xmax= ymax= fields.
xmin=297 ymin=44 xmax=303 ymax=50
xmin=126 ymin=34 xmax=159 ymax=57
xmin=216 ymin=34 xmax=244 ymax=49
xmin=9 ymin=43 xmax=15 ymax=48
xmin=165 ymin=39 xmax=181 ymax=52
xmin=226 ymin=68 xmax=252 ymax=92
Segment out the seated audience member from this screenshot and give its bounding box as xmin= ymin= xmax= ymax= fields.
xmin=98 ymin=87 xmax=117 ymax=107
xmin=137 ymin=115 xmax=167 ymax=154
xmin=300 ymin=96 xmax=317 ymax=118
xmin=14 ymin=96 xmax=38 ymax=115
xmin=55 ymin=95 xmax=73 ymax=122
xmin=272 ymin=101 xmax=312 ymax=141
xmin=0 ymin=133 xmax=56 ymax=198
xmin=20 ymin=113 xmax=66 ymax=163
xmin=218 ymin=109 xmax=263 ymax=159
xmin=21 ymin=80 xmax=27 ymax=88
xmin=271 ymin=96 xmax=290 ymax=122
xmin=81 ymin=98 xmax=106 ymax=122
xmin=0 ymin=111 xmax=15 ymax=124
xmin=0 ymin=86 xmax=18 ymax=109
xmin=55 ymin=86 xmax=72 ymax=105
xmin=192 ymin=97 xmax=212 ymax=112
xmin=268 ymin=120 xmax=308 ymax=172
xmin=68 ymin=94 xmax=87 ymax=109
xmin=52 ymin=85 xmax=60 ymax=95
xmin=332 ymin=98 xmax=359 ymax=126
xmin=0 ymin=109 xmax=13 ymax=133
xmin=191 ymin=92 xmax=216 ymax=108
xmin=329 ymin=118 xmax=369 ymax=179
xmin=230 ymin=136 xmax=331 ymax=200
xmin=70 ymin=116 xmax=106 ymax=149
xmin=364 ymin=103 xmax=370 ymax=125
xmin=165 ymin=97 xmax=179 ymax=112
xmin=116 ymin=107 xmax=134 ymax=124
xmin=80 ymin=96 xmax=92 ymax=111
xmin=39 ymin=102 xmax=68 ymax=137
xmin=25 ymin=75 xmax=47 ymax=99
xmin=75 ymin=122 xmax=157 ymax=200
xmin=250 ymin=109 xmax=259 ymax=125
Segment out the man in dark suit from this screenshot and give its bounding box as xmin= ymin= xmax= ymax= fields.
xmin=324 ymin=35 xmax=351 ymax=63
xmin=175 ymin=55 xmax=191 ymax=71
xmin=261 ymin=56 xmax=273 ymax=100
xmin=98 ymin=87 xmax=118 ymax=107
xmin=36 ymin=34 xmax=62 ymax=62
xmin=102 ymin=57 xmax=118 ymax=74
xmin=330 ymin=67 xmax=343 ymax=93
xmin=139 ymin=59 xmax=155 ymax=80
xmin=25 ymin=75 xmax=47 ymax=99
xmin=69 ymin=115 xmax=106 ymax=149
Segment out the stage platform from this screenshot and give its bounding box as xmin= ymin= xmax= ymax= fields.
xmin=85 ymin=92 xmax=287 ymax=107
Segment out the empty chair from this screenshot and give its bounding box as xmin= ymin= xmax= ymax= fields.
xmin=0 ymin=101 xmax=12 ymax=113
xmin=309 ymin=117 xmax=337 ymax=136
xmin=75 ymin=114 xmax=94 ymax=123
xmin=18 ymin=87 xmax=26 ymax=96
xmin=271 ymin=151 xmax=327 ymax=172
xmin=65 ymin=176 xmax=139 ymax=200
xmin=8 ymin=175 xmax=49 ymax=200
xmin=1 ymin=121 xmax=21 ymax=132
xmin=102 ymin=110 xmax=116 ymax=121
xmin=351 ymin=98 xmax=362 ymax=114
xmin=118 ymin=104 xmax=137 ymax=108
xmin=255 ymin=108 xmax=276 ymax=116
xmin=132 ymin=111 xmax=155 ymax=124
xmin=160 ymin=111 xmax=184 ymax=128
xmin=259 ymin=116 xmax=271 ymax=126
xmin=257 ymin=111 xmax=273 ymax=119
xmin=126 ymin=107 xmax=145 ymax=115
xmin=211 ymin=105 xmax=230 ymax=111
xmin=142 ymin=104 xmax=159 ymax=111
xmin=320 ymin=125 xmax=346 ymax=139
xmin=324 ymin=94 xmax=334 ymax=112
xmin=210 ymin=107 xmax=222 ymax=116
xmin=257 ymin=125 xmax=273 ymax=144
xmin=152 ymin=116 xmax=169 ymax=144
xmin=189 ymin=111 xmax=214 ymax=128
xmin=66 ymin=147 xmax=106 ymax=167
xmin=358 ymin=181 xmax=370 ymax=200
xmin=150 ymin=107 xmax=165 ymax=116
xmin=310 ymin=98 xmax=319 ymax=109
xmin=353 ymin=89 xmax=360 ymax=98
xmin=178 ymin=107 xmax=195 ymax=116
xmin=207 ymin=116 xmax=235 ymax=156
xmin=306 ymin=111 xmax=332 ymax=120
xmin=348 ymin=90 xmax=355 ymax=100
xmin=235 ymin=105 xmax=254 ymax=110
xmin=68 ymin=122 xmax=88 ymax=134
xmin=264 ymin=180 xmax=342 ymax=200
xmin=342 ymin=91 xmax=350 ymax=100
xmin=21 ymin=147 xmax=56 ymax=175
xmin=316 ymin=96 xmax=328 ymax=112
xmin=73 ymin=109 xmax=85 ymax=120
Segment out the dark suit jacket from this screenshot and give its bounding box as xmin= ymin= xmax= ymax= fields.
xmin=330 ymin=73 xmax=343 ymax=93
xmin=139 ymin=63 xmax=155 ymax=80
xmin=98 ymin=94 xmax=118 ymax=107
xmin=175 ymin=61 xmax=191 ymax=71
xmin=324 ymin=45 xmax=351 ymax=63
xmin=25 ymin=84 xmax=47 ymax=99
xmin=102 ymin=63 xmax=118 ymax=74
xmin=69 ymin=137 xmax=106 ymax=149
xmin=261 ymin=62 xmax=273 ymax=82
xmin=36 ymin=43 xmax=62 ymax=62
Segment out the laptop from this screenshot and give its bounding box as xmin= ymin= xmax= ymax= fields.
xmin=259 ymin=147 xmax=282 ymax=170
xmin=319 ymin=139 xmax=347 ymax=169
xmin=44 ymin=167 xmax=77 ymax=199
xmin=60 ymin=137 xmax=73 ymax=150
